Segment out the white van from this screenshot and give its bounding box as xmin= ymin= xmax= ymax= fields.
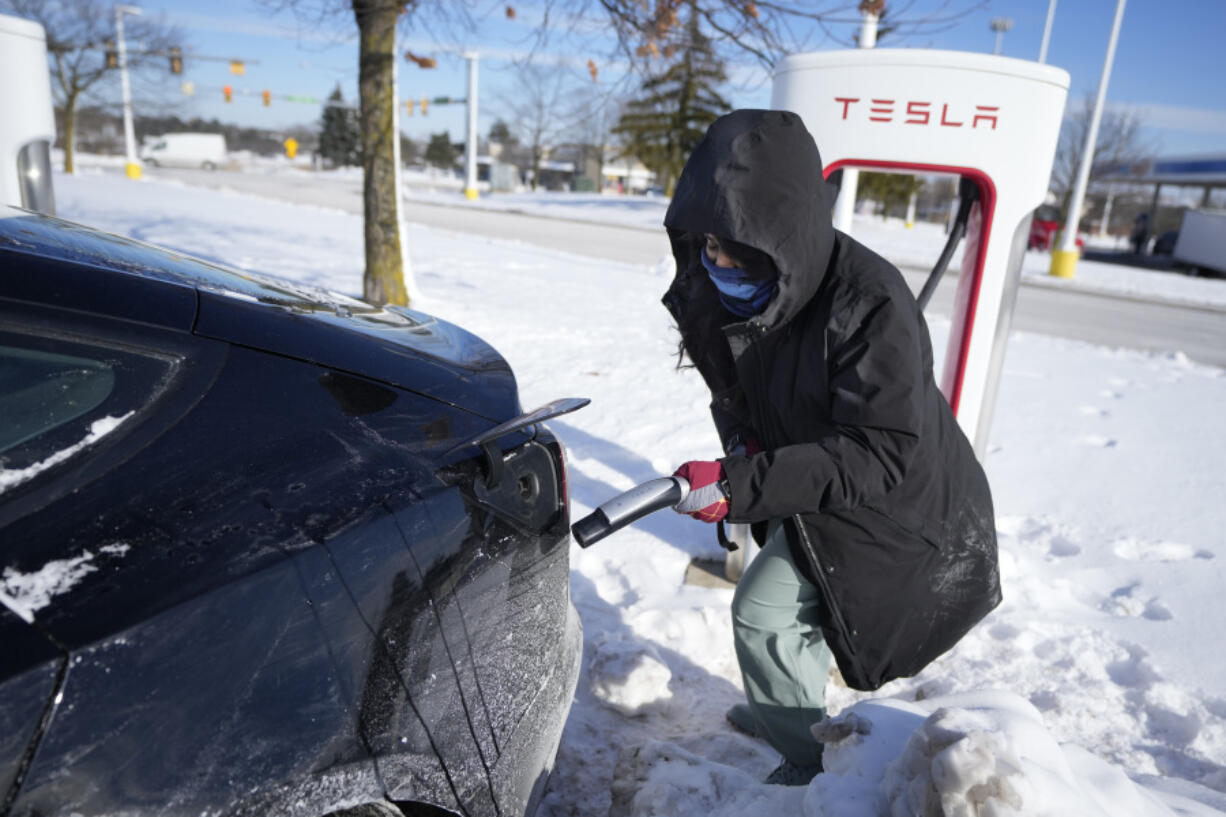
xmin=140 ymin=133 xmax=227 ymax=170
xmin=0 ymin=12 xmax=56 ymax=214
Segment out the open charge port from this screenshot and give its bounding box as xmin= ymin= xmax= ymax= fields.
xmin=472 ymin=441 xmax=559 ymax=532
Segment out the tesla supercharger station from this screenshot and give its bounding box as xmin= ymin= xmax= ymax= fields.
xmin=0 ymin=12 xmax=57 ymax=215
xmin=724 ymin=50 xmax=1069 ymax=580
xmin=773 ymin=49 xmax=1070 ymax=458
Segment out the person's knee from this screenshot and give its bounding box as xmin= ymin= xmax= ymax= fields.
xmin=731 ymin=582 xmax=783 ymax=636
xmin=730 ymin=584 xmax=760 ymax=643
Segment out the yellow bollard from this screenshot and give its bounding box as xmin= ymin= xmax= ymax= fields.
xmin=464 ymin=187 xmax=478 ymax=200
xmin=125 ymin=162 xmax=142 ymax=180
xmin=1050 ymin=248 xmax=1077 ymax=279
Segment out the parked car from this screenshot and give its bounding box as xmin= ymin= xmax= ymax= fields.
xmin=1027 ymin=204 xmax=1083 ymax=252
xmin=0 ymin=207 xmax=584 ymax=817
xmin=1172 ymin=209 xmax=1226 ymax=277
xmin=140 ymin=132 xmax=227 ymax=170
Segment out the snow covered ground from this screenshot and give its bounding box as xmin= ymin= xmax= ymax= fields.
xmin=48 ymin=172 xmax=1226 ymax=816
xmin=402 ymin=185 xmax=1226 ymax=311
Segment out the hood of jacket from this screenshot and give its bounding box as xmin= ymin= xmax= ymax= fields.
xmin=664 ymin=109 xmax=835 ymax=333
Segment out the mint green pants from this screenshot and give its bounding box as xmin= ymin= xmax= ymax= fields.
xmin=731 ymin=521 xmax=831 ymax=766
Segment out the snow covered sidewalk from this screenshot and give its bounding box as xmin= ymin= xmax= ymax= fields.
xmin=53 ymin=172 xmax=1226 ymax=816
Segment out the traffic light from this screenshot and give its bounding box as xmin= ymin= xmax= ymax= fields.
xmin=104 ymin=40 xmax=118 ymax=69
xmin=229 ymin=60 xmax=245 ymax=75
xmin=223 ymin=85 xmax=232 ymax=103
xmin=168 ymin=46 xmax=182 ymax=75
xmin=406 ymin=99 xmax=414 ymax=116
xmin=421 ymin=97 xmax=428 ymax=116
xmin=262 ymin=89 xmax=271 ymax=107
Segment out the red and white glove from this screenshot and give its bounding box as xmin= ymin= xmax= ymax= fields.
xmin=672 ymin=460 xmax=729 ymax=523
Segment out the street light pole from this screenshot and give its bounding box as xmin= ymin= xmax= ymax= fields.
xmin=463 ymin=52 xmax=479 ymax=200
xmin=832 ymin=1 xmax=880 ymax=235
xmin=1038 ymin=0 xmax=1058 ymax=63
xmin=990 ymin=17 xmax=1014 ymax=56
xmin=1051 ymin=0 xmax=1127 ymax=278
xmin=115 ymin=4 xmax=142 ymax=180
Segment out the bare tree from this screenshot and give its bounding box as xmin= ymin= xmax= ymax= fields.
xmin=348 ymin=0 xmax=406 ymax=305
xmin=570 ymin=90 xmax=622 ymax=190
xmin=264 ymin=0 xmax=483 ymax=306
xmin=557 ymin=0 xmax=988 ymax=71
xmin=1050 ymin=93 xmax=1155 ymax=221
xmin=502 ymin=63 xmax=580 ymax=190
xmin=2 ymin=0 xmax=181 ymax=174
xmin=265 ymin=0 xmax=988 ymax=307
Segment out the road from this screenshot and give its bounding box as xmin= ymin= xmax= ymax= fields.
xmin=146 ymin=167 xmax=1226 ymax=368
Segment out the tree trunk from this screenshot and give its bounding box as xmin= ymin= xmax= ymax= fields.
xmin=63 ymin=93 xmax=77 ymax=175
xmin=354 ymin=0 xmax=407 ymax=306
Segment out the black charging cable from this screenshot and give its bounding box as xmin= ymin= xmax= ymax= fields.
xmin=917 ymin=177 xmax=981 ymax=311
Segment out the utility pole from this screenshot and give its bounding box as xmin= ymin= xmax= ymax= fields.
xmin=832 ymin=0 xmax=880 ymax=235
xmin=1038 ymin=0 xmax=1058 ymax=63
xmin=463 ymin=52 xmax=479 ymax=200
xmin=115 ymin=4 xmax=142 ymax=180
xmin=990 ymin=17 xmax=1014 ymax=56
xmin=1051 ymin=0 xmax=1127 ymax=278
xmin=1099 ymin=185 xmax=1115 ymax=238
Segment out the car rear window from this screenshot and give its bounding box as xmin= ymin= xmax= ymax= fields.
xmin=0 ymin=324 xmax=176 ymax=494
xmin=0 ymin=346 xmax=115 ymax=454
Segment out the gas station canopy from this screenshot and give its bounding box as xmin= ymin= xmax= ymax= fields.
xmin=1102 ymin=154 xmax=1226 ymax=187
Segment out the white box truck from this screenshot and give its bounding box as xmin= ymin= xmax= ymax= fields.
xmin=0 ymin=12 xmax=56 ymax=214
xmin=140 ymin=133 xmax=227 ymax=170
xmin=1172 ymin=209 xmax=1226 ymax=277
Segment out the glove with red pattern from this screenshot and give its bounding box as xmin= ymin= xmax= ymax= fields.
xmin=672 ymin=460 xmax=729 ymax=523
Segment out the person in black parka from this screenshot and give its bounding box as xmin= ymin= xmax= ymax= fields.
xmin=664 ymin=110 xmax=1001 ymax=785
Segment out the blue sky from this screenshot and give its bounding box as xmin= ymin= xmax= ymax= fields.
xmin=123 ymin=0 xmax=1225 ymax=156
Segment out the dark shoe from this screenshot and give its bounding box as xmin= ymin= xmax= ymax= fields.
xmin=763 ymin=758 xmax=821 ymax=786
xmin=725 ymin=703 xmax=759 ymax=737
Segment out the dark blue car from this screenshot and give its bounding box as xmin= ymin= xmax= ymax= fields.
xmin=0 ymin=208 xmax=584 ymax=817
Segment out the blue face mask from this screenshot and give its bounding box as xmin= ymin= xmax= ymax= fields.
xmin=700 ymin=250 xmax=776 ymax=318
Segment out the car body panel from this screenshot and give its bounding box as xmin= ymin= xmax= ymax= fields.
xmin=0 ymin=209 xmax=581 ymax=817
xmin=0 ymin=607 xmax=62 ymax=805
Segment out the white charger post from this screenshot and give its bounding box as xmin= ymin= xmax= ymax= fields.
xmin=772 ymin=50 xmax=1070 ymax=457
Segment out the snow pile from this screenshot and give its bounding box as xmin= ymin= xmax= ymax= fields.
xmin=603 ymin=691 xmax=1226 ymax=817
xmin=589 ymin=634 xmax=674 ymax=716
xmin=805 ymin=691 xmax=1197 ymax=817
xmin=605 ymin=692 xmax=1208 ymax=817
xmin=610 ymin=740 xmax=801 ymax=816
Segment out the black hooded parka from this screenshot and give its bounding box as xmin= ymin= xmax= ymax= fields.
xmin=663 ymin=110 xmax=1000 ymax=692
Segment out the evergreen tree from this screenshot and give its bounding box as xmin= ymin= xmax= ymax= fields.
xmin=425 ymin=132 xmax=458 ymax=170
xmin=318 ymin=84 xmax=361 ymax=168
xmin=488 ymin=119 xmax=517 ymax=147
xmin=858 ymin=172 xmax=924 ymax=219
xmin=612 ymin=3 xmax=730 ymax=195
